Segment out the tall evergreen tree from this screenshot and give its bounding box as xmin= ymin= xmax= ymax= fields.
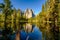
xmin=47 ymin=0 xmax=59 ymax=40
xmin=12 ymin=8 xmax=17 ymax=31
xmin=3 ymin=0 xmax=12 ymax=28
xmin=16 ymin=9 xmax=21 ymax=30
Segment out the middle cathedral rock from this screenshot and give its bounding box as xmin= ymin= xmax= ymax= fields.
xmin=24 ymin=9 xmax=35 ymax=19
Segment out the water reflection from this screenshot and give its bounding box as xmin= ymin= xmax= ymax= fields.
xmin=0 ymin=23 xmax=42 ymax=40
xmin=20 ymin=23 xmax=42 ymax=40
xmin=23 ymin=23 xmax=34 ymax=33
xmin=0 ymin=22 xmax=59 ymax=40
xmin=36 ymin=22 xmax=59 ymax=40
xmin=20 ymin=25 xmax=42 ymax=40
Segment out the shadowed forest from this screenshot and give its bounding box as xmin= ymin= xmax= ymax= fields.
xmin=0 ymin=0 xmax=59 ymax=40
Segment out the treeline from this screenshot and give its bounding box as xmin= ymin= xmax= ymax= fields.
xmin=0 ymin=0 xmax=28 ymax=29
xmin=35 ymin=0 xmax=60 ymax=40
xmin=0 ymin=1 xmax=29 ymax=39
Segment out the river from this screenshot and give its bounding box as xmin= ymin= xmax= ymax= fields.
xmin=0 ymin=23 xmax=58 ymax=40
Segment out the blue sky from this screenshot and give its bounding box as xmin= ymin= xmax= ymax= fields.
xmin=0 ymin=0 xmax=46 ymax=15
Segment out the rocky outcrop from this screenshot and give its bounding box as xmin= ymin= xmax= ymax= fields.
xmin=24 ymin=9 xmax=35 ymax=19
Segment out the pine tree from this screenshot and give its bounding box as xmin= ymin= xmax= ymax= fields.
xmin=3 ymin=0 xmax=12 ymax=29
xmin=16 ymin=9 xmax=21 ymax=30
xmin=47 ymin=0 xmax=59 ymax=40
xmin=12 ymin=8 xmax=17 ymax=31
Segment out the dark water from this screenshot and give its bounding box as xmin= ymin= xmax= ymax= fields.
xmin=0 ymin=23 xmax=59 ymax=40
xmin=0 ymin=23 xmax=42 ymax=40
xmin=20 ymin=27 xmax=42 ymax=40
xmin=12 ymin=24 xmax=42 ymax=40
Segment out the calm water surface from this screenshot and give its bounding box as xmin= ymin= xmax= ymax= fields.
xmin=0 ymin=23 xmax=57 ymax=40
xmin=10 ymin=23 xmax=42 ymax=40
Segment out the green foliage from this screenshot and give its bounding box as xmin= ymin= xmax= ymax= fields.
xmin=35 ymin=0 xmax=60 ymax=40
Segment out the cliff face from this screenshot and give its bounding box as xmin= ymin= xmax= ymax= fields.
xmin=24 ymin=9 xmax=35 ymax=19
